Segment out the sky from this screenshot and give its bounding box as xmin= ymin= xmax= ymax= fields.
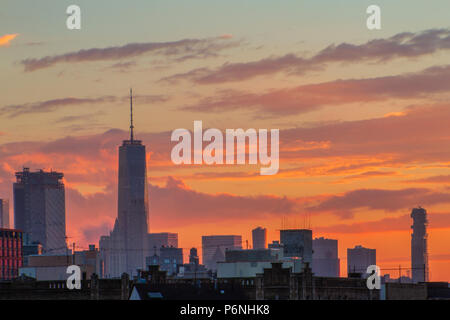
xmin=1 ymin=1 xmax=450 ymax=281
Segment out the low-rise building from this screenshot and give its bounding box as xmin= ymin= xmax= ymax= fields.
xmin=217 ymin=248 xmax=304 ymax=279
xmin=19 ymin=245 xmax=100 ymax=281
xmin=0 ymin=228 xmax=23 ymax=280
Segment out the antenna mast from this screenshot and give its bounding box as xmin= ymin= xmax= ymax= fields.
xmin=130 ymin=88 xmax=134 ymax=142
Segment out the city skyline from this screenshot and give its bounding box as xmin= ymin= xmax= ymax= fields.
xmin=1 ymin=1 xmax=450 ymax=282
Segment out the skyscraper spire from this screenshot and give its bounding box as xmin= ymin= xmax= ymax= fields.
xmin=130 ymin=88 xmax=134 ymax=142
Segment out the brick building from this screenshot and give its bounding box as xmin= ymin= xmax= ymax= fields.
xmin=0 ymin=228 xmax=23 ymax=280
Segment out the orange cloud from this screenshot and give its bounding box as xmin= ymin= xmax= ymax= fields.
xmin=0 ymin=34 xmax=19 ymax=47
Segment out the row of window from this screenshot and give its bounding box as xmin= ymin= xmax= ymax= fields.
xmin=0 ymin=249 xmax=23 ymax=258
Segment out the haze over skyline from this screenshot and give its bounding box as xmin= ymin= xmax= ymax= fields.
xmin=1 ymin=1 xmax=450 ymax=281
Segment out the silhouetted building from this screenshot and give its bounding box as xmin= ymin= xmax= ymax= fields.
xmin=280 ymin=229 xmax=312 ymax=263
xmin=347 ymin=245 xmax=376 ymax=276
xmin=252 ymin=227 xmax=267 ymax=249
xmin=147 ymin=232 xmax=178 ymax=256
xmin=0 ymin=228 xmax=23 ymax=280
xmin=312 ymin=237 xmax=340 ymax=277
xmin=268 ymin=240 xmax=282 ymax=250
xmin=254 ymin=262 xmax=377 ymax=300
xmin=217 ymin=248 xmax=305 ymax=278
xmin=13 ymin=168 xmax=66 ymax=254
xmin=202 ymin=235 xmax=242 ymax=271
xmin=411 ymin=207 xmax=429 ymax=283
xmin=189 ymin=248 xmax=199 ymax=265
xmin=160 ymin=246 xmax=183 ymax=275
xmin=0 ymin=274 xmax=130 ymax=300
xmin=99 ymin=90 xmax=149 ymax=277
xmin=0 ymin=199 xmax=9 ymax=228
xmin=145 ymin=246 xmax=183 ymax=276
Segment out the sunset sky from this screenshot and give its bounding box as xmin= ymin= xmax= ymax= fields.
xmin=1 ymin=0 xmax=450 ymax=281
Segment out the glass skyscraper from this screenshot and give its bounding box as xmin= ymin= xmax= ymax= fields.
xmin=100 ymin=90 xmax=149 ymax=277
xmin=13 ymin=168 xmax=67 ymax=254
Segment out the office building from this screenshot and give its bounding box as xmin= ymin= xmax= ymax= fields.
xmin=148 ymin=232 xmax=178 ymax=256
xmin=0 ymin=228 xmax=23 ymax=280
xmin=411 ymin=207 xmax=429 ymax=283
xmin=202 ymin=235 xmax=242 ymax=271
xmin=99 ymin=90 xmax=150 ymax=277
xmin=0 ymin=199 xmax=9 ymax=228
xmin=252 ymin=227 xmax=267 ymax=249
xmin=280 ymin=229 xmax=313 ymax=263
xmin=347 ymin=245 xmax=376 ymax=276
xmin=312 ymin=237 xmax=340 ymax=277
xmin=145 ymin=246 xmax=183 ymax=276
xmin=189 ymin=247 xmax=199 ymax=266
xmin=13 ymin=168 xmax=66 ymax=254
xmin=160 ymin=246 xmax=183 ymax=275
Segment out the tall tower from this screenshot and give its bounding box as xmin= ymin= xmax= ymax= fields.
xmin=252 ymin=226 xmax=267 ymax=249
xmin=13 ymin=168 xmax=66 ymax=254
xmin=411 ymin=207 xmax=429 ymax=283
xmin=115 ymin=89 xmax=149 ymax=277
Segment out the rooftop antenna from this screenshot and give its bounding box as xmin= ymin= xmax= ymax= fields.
xmin=130 ymin=88 xmax=134 ymax=142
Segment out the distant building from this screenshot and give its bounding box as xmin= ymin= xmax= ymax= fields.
xmin=160 ymin=247 xmax=183 ymax=275
xmin=174 ymin=248 xmax=209 ymax=279
xmin=147 ymin=232 xmax=178 ymax=256
xmin=189 ymin=248 xmax=199 ymax=266
xmin=268 ymin=240 xmax=283 ymax=250
xmin=280 ymin=229 xmax=313 ymax=264
xmin=252 ymin=227 xmax=267 ymax=249
xmin=0 ymin=228 xmax=23 ymax=280
xmin=99 ymin=91 xmax=150 ymax=277
xmin=347 ymin=245 xmax=376 ymax=276
xmin=13 ymin=168 xmax=66 ymax=254
xmin=217 ymin=248 xmax=305 ymax=278
xmin=0 ymin=199 xmax=9 ymax=228
xmin=145 ymin=246 xmax=183 ymax=276
xmin=19 ymin=245 xmax=100 ymax=281
xmin=411 ymin=207 xmax=429 ymax=283
xmin=202 ymin=235 xmax=242 ymax=271
xmin=312 ymin=237 xmax=340 ymax=277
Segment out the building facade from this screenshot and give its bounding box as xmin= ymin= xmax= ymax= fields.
xmin=0 ymin=228 xmax=23 ymax=280
xmin=147 ymin=233 xmax=178 ymax=256
xmin=13 ymin=168 xmax=66 ymax=254
xmin=252 ymin=227 xmax=267 ymax=249
xmin=312 ymin=237 xmax=340 ymax=277
xmin=19 ymin=245 xmax=100 ymax=281
xmin=280 ymin=229 xmax=313 ymax=263
xmin=0 ymin=199 xmax=9 ymax=229
xmin=217 ymin=248 xmax=305 ymax=278
xmin=202 ymin=235 xmax=242 ymax=271
xmin=411 ymin=207 xmax=429 ymax=283
xmin=189 ymin=248 xmax=199 ymax=265
xmin=347 ymin=245 xmax=376 ymax=276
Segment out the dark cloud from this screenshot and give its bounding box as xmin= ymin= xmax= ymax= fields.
xmin=182 ymin=65 xmax=450 ymax=116
xmin=307 ymin=188 xmax=450 ymax=218
xmin=0 ymin=94 xmax=168 ymax=118
xmin=163 ymin=28 xmax=450 ymax=84
xmin=316 ymin=213 xmax=450 ymax=234
xmin=21 ymin=37 xmax=240 ymax=72
xmin=404 ymin=175 xmax=450 ymax=184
